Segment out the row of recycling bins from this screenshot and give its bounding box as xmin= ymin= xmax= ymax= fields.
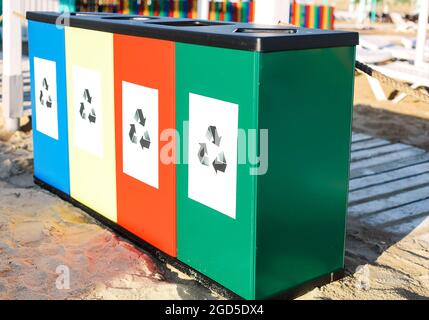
xmin=28 ymin=12 xmax=358 ymax=299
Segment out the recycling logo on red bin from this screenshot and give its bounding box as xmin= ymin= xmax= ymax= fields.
xmin=128 ymin=108 xmax=151 ymax=150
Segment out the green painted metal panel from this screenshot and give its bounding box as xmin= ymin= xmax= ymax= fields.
xmin=176 ymin=43 xmax=260 ymax=299
xmin=255 ymin=47 xmax=356 ymax=299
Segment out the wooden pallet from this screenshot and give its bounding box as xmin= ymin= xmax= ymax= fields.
xmin=349 ymin=132 xmax=429 ymax=236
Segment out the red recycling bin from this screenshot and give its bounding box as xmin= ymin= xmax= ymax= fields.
xmin=114 ymin=34 xmax=176 ymax=257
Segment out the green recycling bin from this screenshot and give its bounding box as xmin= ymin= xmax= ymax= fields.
xmin=176 ymin=33 xmax=357 ymax=299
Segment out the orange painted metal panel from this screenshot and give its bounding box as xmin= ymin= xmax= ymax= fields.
xmin=114 ymin=34 xmax=176 ymax=257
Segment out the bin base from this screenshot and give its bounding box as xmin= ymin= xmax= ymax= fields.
xmin=271 ymin=268 xmax=346 ymax=300
xmin=34 ymin=176 xmax=346 ymax=300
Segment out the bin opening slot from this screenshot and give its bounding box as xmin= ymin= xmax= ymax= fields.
xmin=234 ymin=28 xmax=297 ymax=34
xmin=146 ymin=20 xmax=232 ymax=27
xmin=71 ymin=13 xmax=106 ymax=16
xmin=100 ymin=16 xmax=158 ymax=21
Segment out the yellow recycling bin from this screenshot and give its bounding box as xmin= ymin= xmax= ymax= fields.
xmin=65 ymin=27 xmax=117 ymax=222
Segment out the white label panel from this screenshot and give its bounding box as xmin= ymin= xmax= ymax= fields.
xmin=122 ymin=81 xmax=159 ymax=189
xmin=72 ymin=65 xmax=103 ymax=157
xmin=188 ymin=93 xmax=239 ymax=219
xmin=34 ymin=57 xmax=59 ymax=140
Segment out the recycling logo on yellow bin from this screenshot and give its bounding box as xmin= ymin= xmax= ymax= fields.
xmin=79 ymin=89 xmax=97 ymax=124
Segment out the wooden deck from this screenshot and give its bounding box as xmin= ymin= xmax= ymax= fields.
xmin=350 ymin=132 xmax=429 ymax=237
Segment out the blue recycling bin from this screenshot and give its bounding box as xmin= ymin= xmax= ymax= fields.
xmin=28 ymin=21 xmax=70 ymax=194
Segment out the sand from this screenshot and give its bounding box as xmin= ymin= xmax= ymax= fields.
xmin=353 ymin=74 xmax=429 ymax=150
xmin=299 ymin=217 xmax=429 ymax=300
xmin=0 ymin=117 xmax=222 ymax=300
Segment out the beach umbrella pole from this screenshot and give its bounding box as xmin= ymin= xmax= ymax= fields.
xmin=253 ymin=0 xmax=290 ymax=25
xmin=348 ymin=0 xmax=356 ymax=14
xmin=198 ymin=0 xmax=210 ymax=19
xmin=357 ymin=0 xmax=366 ymax=24
xmin=370 ymin=0 xmax=377 ymax=23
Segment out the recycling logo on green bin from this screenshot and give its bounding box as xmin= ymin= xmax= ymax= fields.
xmin=188 ymin=93 xmax=239 ymax=219
xmin=39 ymin=78 xmax=52 ymax=109
xmin=128 ymin=108 xmax=151 ymax=151
xmin=79 ymin=89 xmax=97 ymax=124
xmin=198 ymin=126 xmax=227 ymax=174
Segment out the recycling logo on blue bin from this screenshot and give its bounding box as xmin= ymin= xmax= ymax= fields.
xmin=128 ymin=108 xmax=151 ymax=151
xmin=34 ymin=57 xmax=59 ymax=140
xmin=39 ymin=78 xmax=52 ymax=109
xmin=198 ymin=126 xmax=227 ymax=174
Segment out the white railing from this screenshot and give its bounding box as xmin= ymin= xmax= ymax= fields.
xmin=19 ymin=0 xmax=59 ymax=13
xmin=2 ymin=0 xmax=59 ymax=131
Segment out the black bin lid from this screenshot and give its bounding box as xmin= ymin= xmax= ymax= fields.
xmin=26 ymin=12 xmax=359 ymax=52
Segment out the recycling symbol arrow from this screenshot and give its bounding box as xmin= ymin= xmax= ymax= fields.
xmin=207 ymin=125 xmax=222 ymax=146
xmin=128 ymin=108 xmax=150 ymax=150
xmin=197 ymin=126 xmax=227 ymax=174
xmin=79 ymin=89 xmax=96 ymax=124
xmin=213 ymin=151 xmax=227 ymax=174
xmin=198 ymin=143 xmax=209 ymax=166
xmin=39 ymin=78 xmax=52 ymax=109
